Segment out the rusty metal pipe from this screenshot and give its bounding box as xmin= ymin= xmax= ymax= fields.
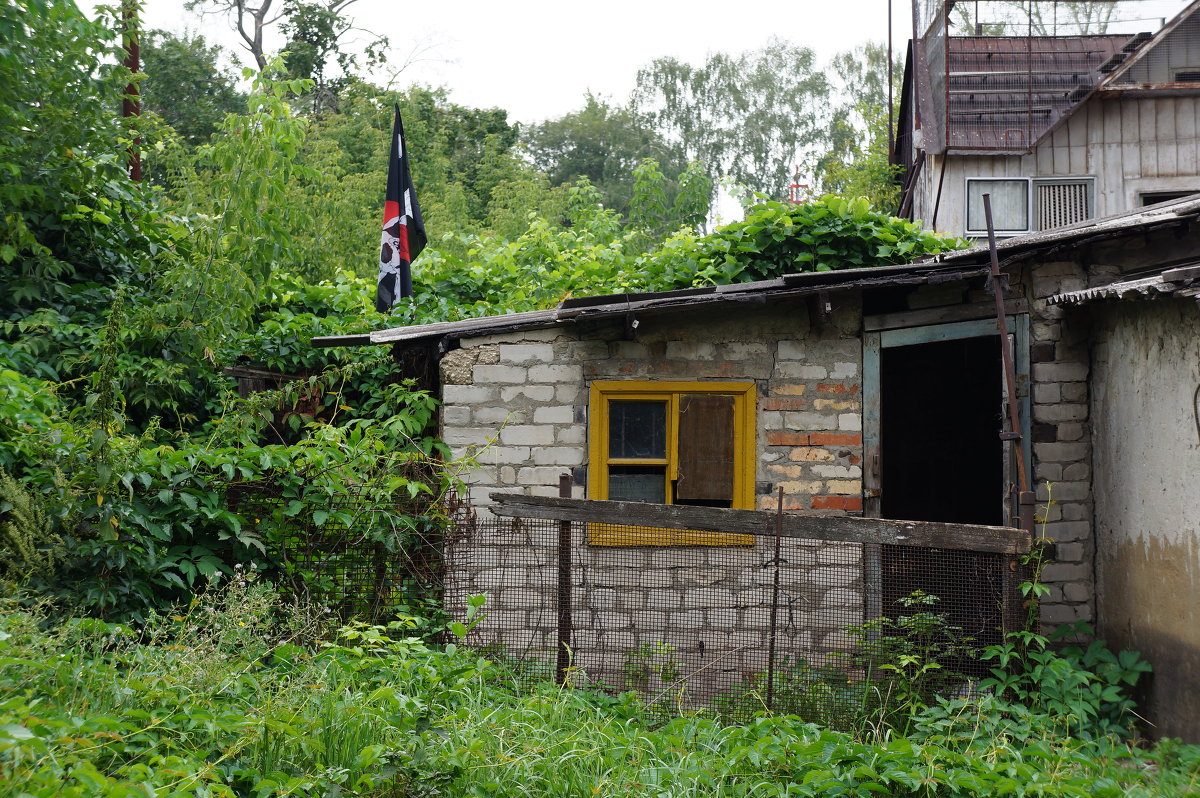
xmin=765 ymin=486 xmax=784 ymax=710
xmin=983 ymin=193 xmax=1036 ymax=533
xmin=555 ymin=473 xmax=573 ymax=685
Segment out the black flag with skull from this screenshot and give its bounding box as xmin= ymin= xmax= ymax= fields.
xmin=376 ymin=105 xmax=427 ymax=313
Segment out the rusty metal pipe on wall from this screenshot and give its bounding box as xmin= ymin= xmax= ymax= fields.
xmin=983 ymin=193 xmax=1037 ymax=535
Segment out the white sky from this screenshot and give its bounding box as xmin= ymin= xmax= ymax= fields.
xmin=126 ymin=0 xmax=911 ymax=125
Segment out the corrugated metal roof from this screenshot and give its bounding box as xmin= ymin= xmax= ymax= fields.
xmin=312 ymin=262 xmax=988 ymax=349
xmin=1048 ymin=264 xmax=1200 ymax=305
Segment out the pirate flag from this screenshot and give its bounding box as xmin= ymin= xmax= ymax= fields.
xmin=376 ymin=105 xmax=427 ymax=313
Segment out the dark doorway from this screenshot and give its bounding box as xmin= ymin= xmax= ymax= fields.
xmin=879 ymin=335 xmax=1003 ymax=526
xmin=877 ymin=334 xmax=1007 ymax=669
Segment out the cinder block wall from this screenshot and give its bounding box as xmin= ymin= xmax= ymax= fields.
xmin=440 ymin=299 xmax=865 ymax=515
xmin=440 ymin=299 xmax=868 ymax=686
xmin=1028 ymin=261 xmax=1096 ymax=627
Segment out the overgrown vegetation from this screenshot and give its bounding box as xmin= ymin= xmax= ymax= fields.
xmin=2 ymin=581 xmax=1197 ymax=797
xmin=3 ymin=2 xmax=1195 ymax=795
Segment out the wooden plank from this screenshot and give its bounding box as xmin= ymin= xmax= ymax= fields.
xmin=1163 ymin=264 xmax=1200 ymax=281
xmin=1121 ymin=101 xmax=1142 ymax=181
xmin=1141 ymin=99 xmax=1158 ymax=177
xmin=863 ymin=299 xmax=1027 ymax=332
xmin=489 ymin=494 xmax=1032 ymax=555
xmin=879 ymin=316 xmax=1000 ymax=348
xmin=861 ymin=331 xmax=882 ymax=519
xmin=676 ymin=394 xmax=735 ymax=501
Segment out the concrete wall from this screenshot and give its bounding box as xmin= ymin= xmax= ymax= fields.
xmin=1090 ymin=298 xmax=1200 ymax=741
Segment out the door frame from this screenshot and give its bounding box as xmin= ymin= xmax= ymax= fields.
xmin=861 ymin=315 xmax=1031 ymax=619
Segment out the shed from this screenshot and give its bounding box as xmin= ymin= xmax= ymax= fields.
xmin=315 ymin=195 xmax=1200 ymax=737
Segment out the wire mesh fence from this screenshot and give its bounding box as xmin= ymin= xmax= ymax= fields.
xmin=226 ymin=480 xmax=448 ymax=627
xmin=914 ymin=0 xmax=1194 ymax=152
xmin=445 ymin=511 xmax=1027 ymax=730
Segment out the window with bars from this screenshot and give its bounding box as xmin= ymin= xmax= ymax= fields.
xmin=587 ymin=381 xmax=756 ymax=546
xmin=1035 ymin=180 xmax=1093 ymax=231
xmin=965 ymin=177 xmax=1093 ymax=236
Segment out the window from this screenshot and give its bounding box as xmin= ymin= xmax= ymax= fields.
xmin=588 ymin=380 xmax=756 ymax=545
xmin=966 ymin=179 xmax=1028 ymax=235
xmin=1140 ymin=190 xmax=1198 ymax=207
xmin=965 ymin=177 xmax=1093 ymax=236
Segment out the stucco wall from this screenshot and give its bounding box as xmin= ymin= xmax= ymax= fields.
xmin=1090 ymin=298 xmax=1200 ymax=741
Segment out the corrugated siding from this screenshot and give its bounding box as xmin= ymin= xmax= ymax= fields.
xmin=919 ymin=95 xmax=1200 ymax=235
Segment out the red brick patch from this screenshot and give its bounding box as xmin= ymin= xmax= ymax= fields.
xmin=817 ymin=383 xmax=860 ymax=394
xmin=766 ymin=431 xmax=810 ymax=446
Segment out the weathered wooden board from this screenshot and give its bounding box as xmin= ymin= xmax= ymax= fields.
xmin=863 ymin=298 xmax=1026 ymax=332
xmin=489 ymin=494 xmax=1031 ymax=555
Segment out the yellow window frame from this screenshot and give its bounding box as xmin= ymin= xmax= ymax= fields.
xmin=587 ymin=380 xmax=756 ymax=546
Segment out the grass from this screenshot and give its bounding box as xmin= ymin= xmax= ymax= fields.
xmin=1 ymin=580 xmax=1199 ymax=797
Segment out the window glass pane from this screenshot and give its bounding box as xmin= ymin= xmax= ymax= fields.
xmin=609 ymin=400 xmax=666 ymax=459
xmin=967 ymin=180 xmax=1027 ymax=232
xmin=608 ymin=465 xmax=666 ymax=503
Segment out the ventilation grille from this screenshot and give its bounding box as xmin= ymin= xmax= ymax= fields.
xmin=1037 ymin=181 xmax=1091 ymax=230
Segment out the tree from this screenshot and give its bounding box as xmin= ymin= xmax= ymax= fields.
xmin=0 ymin=0 xmax=160 ymax=312
xmin=951 ymin=1 xmax=1117 ymax=35
xmin=279 ymin=0 xmax=386 ymax=113
xmin=631 ymin=38 xmax=830 ymax=202
xmin=141 ymin=30 xmax=245 ymax=146
xmin=186 ymin=0 xmax=385 ymax=88
xmin=522 ymin=94 xmax=689 ymax=217
xmin=813 ymin=43 xmax=902 ymax=212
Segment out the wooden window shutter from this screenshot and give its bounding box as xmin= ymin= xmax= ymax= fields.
xmin=675 ymin=394 xmax=735 ymax=502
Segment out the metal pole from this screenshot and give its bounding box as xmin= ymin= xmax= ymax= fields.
xmin=765 ymin=486 xmax=784 ymax=710
xmin=983 ymin=193 xmax=1036 ymax=534
xmin=888 ymin=0 xmax=895 ymax=160
xmin=555 ymin=473 xmax=574 ymax=685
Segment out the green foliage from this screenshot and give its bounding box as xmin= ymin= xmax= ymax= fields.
xmin=813 ymin=43 xmax=903 ymax=212
xmin=279 ymin=0 xmax=388 ymax=114
xmin=0 ymin=357 xmax=447 ymax=620
xmin=712 ymin=657 xmax=866 ymax=730
xmin=140 ymin=29 xmax=246 ymax=147
xmin=622 ymin=640 xmax=683 ymax=691
xmin=0 ymin=580 xmax=489 ymax=797
xmin=694 ymin=195 xmax=965 ymax=284
xmin=2 ymin=578 xmax=1196 ymax=798
xmin=0 ymin=468 xmax=61 ymax=581
xmin=849 ymin=591 xmax=975 ymax=732
xmin=978 ymin=623 xmax=1153 ymax=740
xmin=522 ymin=94 xmax=691 ymax=218
xmin=0 ymin=0 xmax=168 ymax=313
xmin=169 ymin=66 xmax=316 ymax=296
